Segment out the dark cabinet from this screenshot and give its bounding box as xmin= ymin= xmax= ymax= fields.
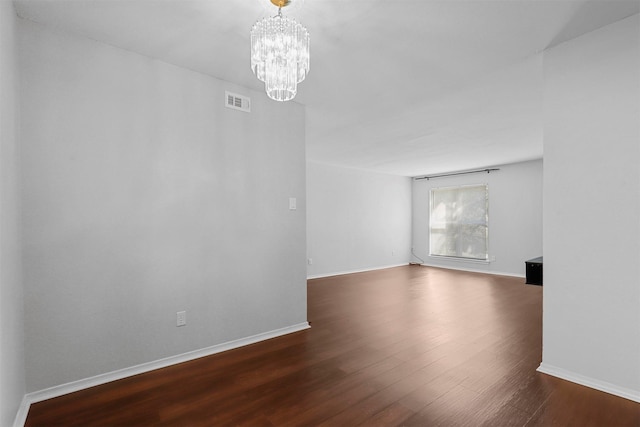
xmin=525 ymin=257 xmax=543 ymax=285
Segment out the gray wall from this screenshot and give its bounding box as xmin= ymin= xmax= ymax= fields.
xmin=541 ymin=14 xmax=640 ymax=400
xmin=0 ymin=2 xmax=26 ymax=426
xmin=306 ymin=162 xmax=412 ymax=278
xmin=412 ymin=159 xmax=543 ymax=277
xmin=20 ymin=19 xmax=307 ymax=393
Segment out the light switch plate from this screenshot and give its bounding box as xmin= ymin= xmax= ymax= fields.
xmin=176 ymin=311 xmax=186 ymax=327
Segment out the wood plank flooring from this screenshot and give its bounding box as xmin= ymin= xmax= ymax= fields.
xmin=25 ymin=265 xmax=640 ymax=426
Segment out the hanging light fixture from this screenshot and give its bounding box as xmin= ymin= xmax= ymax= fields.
xmin=250 ymin=0 xmax=310 ymax=102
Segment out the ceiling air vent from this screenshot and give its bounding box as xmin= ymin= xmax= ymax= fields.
xmin=225 ymin=91 xmax=251 ymax=113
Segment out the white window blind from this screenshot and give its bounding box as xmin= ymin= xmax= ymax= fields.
xmin=430 ymin=184 xmax=488 ymax=260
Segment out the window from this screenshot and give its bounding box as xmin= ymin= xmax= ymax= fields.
xmin=430 ymin=184 xmax=488 ymax=260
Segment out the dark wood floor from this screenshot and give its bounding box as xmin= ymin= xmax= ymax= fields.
xmin=26 ymin=265 xmax=640 ymax=426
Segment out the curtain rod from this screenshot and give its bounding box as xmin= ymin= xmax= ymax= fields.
xmin=414 ymin=168 xmax=500 ymax=181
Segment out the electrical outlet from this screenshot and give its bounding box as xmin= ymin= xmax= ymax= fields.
xmin=176 ymin=311 xmax=186 ymax=327
xmin=308 ymin=258 xmax=313 ymax=265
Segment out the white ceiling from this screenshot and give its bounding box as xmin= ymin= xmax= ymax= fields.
xmin=13 ymin=0 xmax=640 ymax=176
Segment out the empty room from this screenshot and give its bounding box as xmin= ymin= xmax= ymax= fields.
xmin=1 ymin=0 xmax=639 ymax=426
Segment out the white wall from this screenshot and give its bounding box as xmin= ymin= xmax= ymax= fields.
xmin=306 ymin=162 xmax=412 ymax=278
xmin=19 ymin=19 xmax=307 ymax=393
xmin=412 ymin=160 xmax=543 ymax=277
xmin=541 ymin=15 xmax=640 ymax=401
xmin=0 ymin=2 xmax=26 ymax=426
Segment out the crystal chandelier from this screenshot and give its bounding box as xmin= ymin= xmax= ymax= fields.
xmin=250 ymin=0 xmax=310 ymax=102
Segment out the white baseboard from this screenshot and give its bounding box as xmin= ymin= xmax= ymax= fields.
xmin=14 ymin=322 xmax=310 ymax=427
xmin=13 ymin=395 xmax=30 ymax=427
xmin=537 ymin=362 xmax=640 ymax=403
xmin=307 ymin=263 xmax=409 ymax=280
xmin=420 ymin=262 xmax=525 ymax=279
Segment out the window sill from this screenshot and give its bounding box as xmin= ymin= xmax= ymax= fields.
xmin=428 ymin=255 xmax=490 ymax=264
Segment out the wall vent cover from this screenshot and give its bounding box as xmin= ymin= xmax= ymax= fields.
xmin=225 ymin=91 xmax=251 ymax=113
